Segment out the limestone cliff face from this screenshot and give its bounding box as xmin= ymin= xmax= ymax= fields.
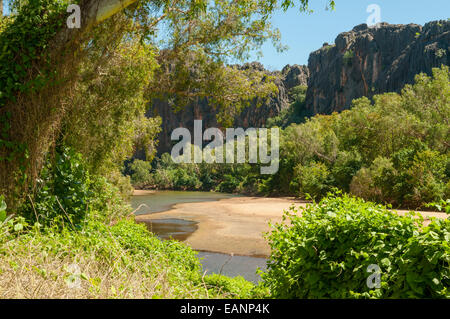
xmin=149 ymin=20 xmax=449 ymax=154
xmin=305 ymin=20 xmax=450 ymax=115
xmin=149 ymin=63 xmax=308 ymax=154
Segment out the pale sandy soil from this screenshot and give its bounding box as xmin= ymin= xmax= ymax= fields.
xmin=133 ymin=189 xmax=156 ymax=196
xmin=135 ymin=196 xmax=449 ymax=258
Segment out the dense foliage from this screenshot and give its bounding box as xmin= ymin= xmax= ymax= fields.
xmin=127 ymin=152 xmax=263 ymax=193
xmin=266 ymin=85 xmax=308 ymax=128
xmin=271 ymin=66 xmax=449 ymax=208
xmin=0 ymin=0 xmax=71 ymax=204
xmin=0 ymin=0 xmax=69 ymax=106
xmin=262 ymin=193 xmax=450 ymax=298
xmin=133 ymin=66 xmax=449 ymax=209
xmin=20 ymin=147 xmax=91 ymax=227
xmin=19 ymin=147 xmax=133 ymax=228
xmin=0 ymin=0 xmax=334 ymax=208
xmin=0 ymin=195 xmax=6 ymax=222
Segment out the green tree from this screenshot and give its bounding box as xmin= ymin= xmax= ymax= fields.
xmin=0 ymin=0 xmax=336 ymax=208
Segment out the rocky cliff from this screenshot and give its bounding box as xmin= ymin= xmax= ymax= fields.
xmin=149 ymin=63 xmax=308 ymax=154
xmin=305 ymin=20 xmax=450 ymax=114
xmin=149 ymin=20 xmax=449 ymax=154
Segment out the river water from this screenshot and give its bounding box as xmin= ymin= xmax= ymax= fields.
xmin=131 ymin=191 xmax=268 ymax=283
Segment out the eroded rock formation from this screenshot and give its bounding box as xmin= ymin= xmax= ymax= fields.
xmin=305 ymin=20 xmax=449 ymax=114
xmin=149 ymin=62 xmax=308 ymax=154
xmin=149 ymin=20 xmax=449 ymax=154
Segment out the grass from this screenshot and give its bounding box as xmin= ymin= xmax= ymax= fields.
xmin=0 ymin=215 xmax=264 ymax=299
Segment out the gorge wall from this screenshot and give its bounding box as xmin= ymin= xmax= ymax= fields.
xmin=149 ymin=20 xmax=449 ymax=155
xmin=149 ymin=63 xmax=309 ymax=154
xmin=306 ymin=20 xmax=450 ymax=114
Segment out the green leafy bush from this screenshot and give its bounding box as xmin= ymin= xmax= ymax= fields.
xmin=20 ymin=147 xmax=136 ymax=227
xmin=262 ymin=193 xmax=449 ymax=298
xmin=343 ymin=50 xmax=354 ymax=66
xmin=129 ymin=159 xmax=152 ymax=188
xmin=0 ymin=195 xmax=6 ymax=222
xmin=293 ymin=162 xmax=332 ymax=199
xmin=21 ymin=147 xmax=91 ymax=227
xmin=331 ymin=151 xmax=362 ymax=191
xmin=351 ymin=148 xmax=449 ymax=208
xmin=394 ymin=219 xmax=450 ymax=298
xmin=203 ymin=274 xmax=269 ymax=299
xmin=262 ymin=66 xmax=450 ymax=208
xmin=350 ymin=157 xmax=396 ymax=203
xmin=216 ymin=174 xmax=241 ymax=193
xmin=427 ymin=199 xmax=450 ymax=214
xmin=87 ymin=174 xmax=133 ymax=224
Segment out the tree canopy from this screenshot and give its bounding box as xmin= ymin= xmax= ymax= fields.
xmin=0 ymin=0 xmax=336 ymax=207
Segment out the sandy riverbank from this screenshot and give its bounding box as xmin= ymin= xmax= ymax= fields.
xmin=133 ymin=189 xmax=156 ymax=196
xmin=135 ymin=196 xmax=304 ymax=257
xmin=134 ymin=196 xmax=448 ymax=257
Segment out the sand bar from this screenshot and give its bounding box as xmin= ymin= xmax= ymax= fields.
xmin=135 ymin=196 xmax=449 ymax=257
xmin=133 ymin=189 xmax=156 ymax=196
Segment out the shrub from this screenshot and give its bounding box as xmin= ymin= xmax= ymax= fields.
xmin=0 ymin=195 xmax=6 ymax=222
xmin=129 ymin=159 xmax=152 ymax=188
xmin=169 ymin=166 xmax=202 ymax=190
xmin=426 ymin=199 xmax=450 ymax=214
xmin=216 ymin=174 xmax=240 ymax=193
xmin=203 ymin=274 xmax=262 ymax=299
xmin=402 ymin=150 xmax=448 ymax=207
xmin=343 ymin=50 xmax=354 ymax=66
xmin=350 ymin=157 xmax=396 ymax=204
xmin=21 ymin=147 xmax=91 ymax=227
xmin=394 ymin=219 xmax=450 ymax=298
xmin=20 ymin=148 xmax=133 ymax=227
xmin=87 ymin=175 xmax=133 ymax=224
xmin=331 ymin=151 xmax=362 ymax=191
xmin=294 ymin=162 xmax=332 ymax=199
xmin=262 ymin=193 xmax=449 ymax=298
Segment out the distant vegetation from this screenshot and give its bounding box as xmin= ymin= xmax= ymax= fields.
xmin=266 ymin=85 xmax=308 ymax=128
xmin=128 ymin=66 xmax=450 ymax=210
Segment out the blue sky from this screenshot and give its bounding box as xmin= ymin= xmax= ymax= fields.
xmin=249 ymin=0 xmax=450 ymax=70
xmin=2 ymin=0 xmax=448 ymax=70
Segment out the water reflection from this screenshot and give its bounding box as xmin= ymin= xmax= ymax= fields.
xmin=132 ymin=191 xmax=267 ymax=283
xmin=138 ymin=218 xmax=198 ymax=241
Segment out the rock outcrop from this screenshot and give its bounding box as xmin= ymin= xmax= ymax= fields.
xmin=149 ymin=20 xmax=449 ymax=154
xmin=305 ymin=20 xmax=450 ymax=114
xmin=149 ymin=63 xmax=308 ymax=154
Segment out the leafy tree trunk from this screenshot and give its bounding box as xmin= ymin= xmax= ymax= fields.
xmin=0 ymin=0 xmax=139 ymax=209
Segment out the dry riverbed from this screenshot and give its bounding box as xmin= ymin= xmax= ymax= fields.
xmin=134 ymin=195 xmax=448 ymax=257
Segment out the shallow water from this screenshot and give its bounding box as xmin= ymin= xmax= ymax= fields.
xmin=131 ymin=190 xmax=236 ymax=215
xmin=140 ymin=218 xmax=198 ymax=241
xmin=197 ymin=251 xmax=267 ymax=284
xmin=131 ymin=191 xmax=268 ymax=283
